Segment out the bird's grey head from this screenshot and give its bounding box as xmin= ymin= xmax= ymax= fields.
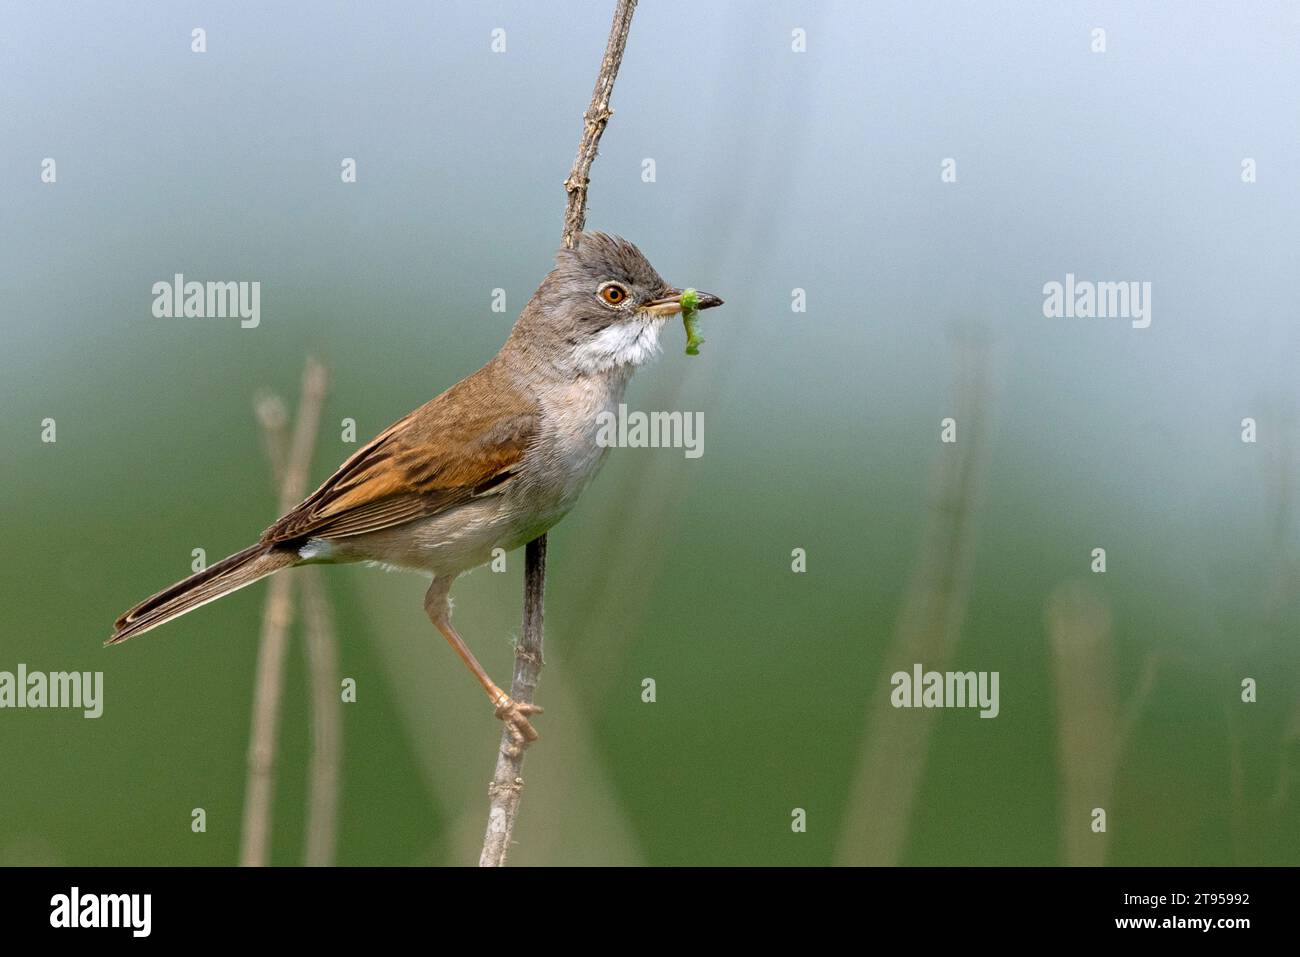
xmin=512 ymin=232 xmax=723 ymax=376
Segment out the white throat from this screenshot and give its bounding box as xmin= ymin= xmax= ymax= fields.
xmin=570 ymin=317 xmax=667 ymax=375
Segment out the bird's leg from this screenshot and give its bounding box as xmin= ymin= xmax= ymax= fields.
xmin=424 ymin=579 xmax=542 ymax=755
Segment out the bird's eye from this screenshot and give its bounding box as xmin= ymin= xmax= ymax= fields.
xmin=598 ymin=282 xmax=629 ymax=307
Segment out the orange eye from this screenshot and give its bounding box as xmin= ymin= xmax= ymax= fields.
xmin=599 ymin=283 xmax=628 ymax=306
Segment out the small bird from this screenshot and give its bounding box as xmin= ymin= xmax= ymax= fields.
xmin=109 ymin=233 xmax=723 ymax=751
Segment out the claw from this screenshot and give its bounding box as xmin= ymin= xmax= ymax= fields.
xmin=494 ymin=696 xmax=543 ymax=756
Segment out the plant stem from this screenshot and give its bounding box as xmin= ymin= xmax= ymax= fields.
xmin=239 ymin=358 xmax=328 ymax=867
xmin=479 ymin=0 xmax=638 ymax=867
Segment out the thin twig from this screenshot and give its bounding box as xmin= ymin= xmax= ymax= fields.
xmin=249 ymin=382 xmax=344 ymax=865
xmin=239 ymin=357 xmax=329 ymax=867
xmin=479 ymin=536 xmax=547 ymax=866
xmin=299 ymin=567 xmax=342 ymax=866
xmin=479 ymin=0 xmax=639 ymax=868
xmin=254 ymin=380 xmax=344 ymax=867
xmin=561 ymin=0 xmax=638 ymax=250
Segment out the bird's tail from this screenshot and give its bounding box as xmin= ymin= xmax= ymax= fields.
xmin=108 ymin=542 xmax=298 ymax=645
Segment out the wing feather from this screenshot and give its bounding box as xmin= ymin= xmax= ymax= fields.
xmin=260 ymin=365 xmax=537 ymax=545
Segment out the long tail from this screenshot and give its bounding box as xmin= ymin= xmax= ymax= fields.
xmin=108 ymin=543 xmax=298 ymax=645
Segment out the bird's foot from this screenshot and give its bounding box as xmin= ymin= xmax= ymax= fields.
xmin=494 ymin=696 xmax=543 ymax=758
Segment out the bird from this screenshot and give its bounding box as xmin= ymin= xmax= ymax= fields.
xmin=109 ymin=232 xmax=723 ymax=752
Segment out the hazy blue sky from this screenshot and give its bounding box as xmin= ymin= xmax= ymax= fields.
xmin=5 ymin=2 xmax=1296 ymax=483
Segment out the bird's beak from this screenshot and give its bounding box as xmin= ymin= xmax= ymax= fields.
xmin=642 ymin=288 xmax=725 ymax=318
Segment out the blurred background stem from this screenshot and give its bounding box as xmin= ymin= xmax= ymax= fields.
xmin=239 ymin=358 xmax=332 ymax=867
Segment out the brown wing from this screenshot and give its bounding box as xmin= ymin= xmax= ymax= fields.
xmin=261 ymin=364 xmax=537 ymax=545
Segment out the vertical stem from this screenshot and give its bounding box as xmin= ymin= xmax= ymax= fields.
xmin=239 ymin=358 xmax=328 ymax=867
xmin=300 ymin=567 xmax=342 ymax=866
xmin=480 ymin=536 xmax=547 ymax=866
xmin=479 ymin=0 xmax=638 ymax=867
xmin=562 ymin=0 xmax=639 ymax=249
xmin=239 ymin=572 xmax=296 ymax=867
xmin=1046 ymin=583 xmax=1117 ymax=867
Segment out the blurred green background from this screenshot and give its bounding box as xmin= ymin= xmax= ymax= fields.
xmin=2 ymin=1 xmax=1298 ymax=865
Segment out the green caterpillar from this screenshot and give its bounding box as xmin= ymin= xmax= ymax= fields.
xmin=680 ymin=288 xmax=705 ymax=356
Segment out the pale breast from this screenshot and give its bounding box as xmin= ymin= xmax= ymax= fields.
xmin=524 ymin=368 xmax=632 ymax=514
